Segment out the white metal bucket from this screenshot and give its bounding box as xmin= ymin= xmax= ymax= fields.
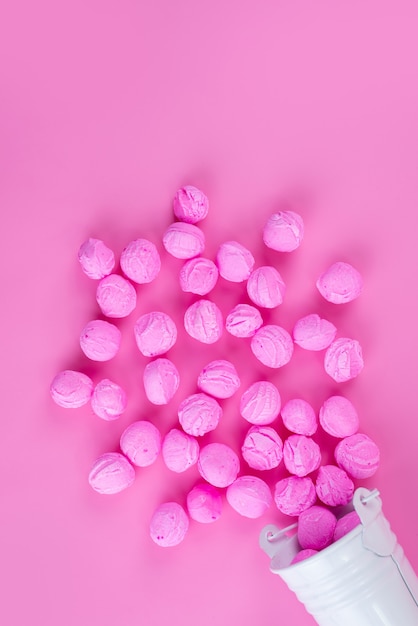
xmin=260 ymin=488 xmax=418 ymax=626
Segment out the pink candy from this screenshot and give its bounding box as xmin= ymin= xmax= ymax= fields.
xmin=186 ymin=483 xmax=222 ymax=523
xmin=163 ymin=222 xmax=205 ymax=259
xmin=241 ymin=426 xmax=283 ymax=470
xmin=263 ymin=211 xmax=304 ymax=252
xmin=293 ymin=314 xmax=337 ymax=351
xmin=179 ymin=257 xmax=219 ymax=295
xmin=80 ymin=319 xmax=121 ymax=361
xmin=239 ymin=381 xmax=281 ymax=425
xmin=251 ymin=325 xmax=294 ymax=368
xmin=198 ymin=443 xmax=240 ymax=488
xmin=178 ymin=393 xmax=222 ymax=436
xmin=319 ymin=395 xmax=359 ymax=438
xmin=247 ymin=266 xmax=286 ymax=308
xmin=162 ymin=429 xmax=199 ymax=473
xmin=91 ymin=379 xmax=127 ymax=420
xmin=120 ymin=238 xmax=161 ymax=284
xmin=150 ymin=502 xmax=189 ymax=547
xmin=315 ymin=465 xmax=354 ymax=506
xmin=225 ymin=303 xmax=263 ymax=338
xmin=50 ymin=370 xmax=93 ymax=408
xmin=324 ymin=338 xmax=364 ymax=382
xmin=143 ymin=358 xmax=180 ymax=405
xmin=333 ymin=511 xmax=361 ymax=542
xmin=120 ymin=420 xmax=161 ymax=467
xmin=291 ymin=549 xmax=318 ymax=565
xmin=317 ymin=261 xmax=363 ymax=304
xmin=216 ymin=241 xmax=255 ymax=282
xmin=173 ymin=185 xmax=209 ymax=224
xmin=184 ymin=299 xmax=223 ymax=344
xmin=134 ymin=311 xmax=177 ymax=357
xmin=297 ymin=505 xmax=337 ymax=550
xmin=96 ymin=274 xmax=137 ymax=318
xmin=78 ymin=238 xmax=115 ymax=280
xmin=283 ymin=435 xmax=321 ymax=477
xmin=281 ymin=399 xmax=318 ymax=436
xmin=88 ymin=452 xmax=135 ymax=495
xmin=197 ymin=359 xmax=240 ymax=399
xmin=335 ymin=433 xmax=380 ymax=479
xmin=226 ymin=476 xmax=272 ymax=519
xmin=274 ymin=476 xmax=317 ymax=516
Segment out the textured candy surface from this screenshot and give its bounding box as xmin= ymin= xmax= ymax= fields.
xmin=184 ymin=299 xmax=223 ymax=344
xmin=317 ymin=261 xmax=363 ymax=304
xmin=324 ymin=338 xmax=364 ymax=382
xmin=319 ymin=395 xmax=359 ymax=438
xmin=216 ymin=241 xmax=255 ymax=282
xmin=134 ymin=311 xmax=177 ymax=357
xmin=96 ymin=274 xmax=137 ymax=318
xmin=290 ymin=549 xmax=318 ymax=565
xmin=315 ymin=465 xmax=354 ymax=506
xmin=335 ymin=433 xmax=380 ymax=478
xmin=263 ymin=211 xmax=304 ymax=252
xmin=251 ymin=325 xmax=294 ymax=368
xmin=91 ymin=379 xmax=127 ymax=420
xmin=241 ymin=426 xmax=283 ymax=470
xmin=179 ymin=257 xmax=219 ymax=295
xmin=178 ymin=393 xmax=222 ymax=436
xmin=281 ymin=399 xmax=317 ymax=436
xmin=88 ymin=452 xmax=135 ymax=494
xmin=120 ymin=420 xmax=161 ymax=467
xmin=80 ymin=319 xmax=121 ymax=361
xmin=186 ymin=483 xmax=222 ymax=523
xmin=197 ymin=360 xmax=240 ymax=399
xmin=173 ymin=185 xmax=209 ymax=223
xmin=162 ymin=429 xmax=199 ymax=473
xmin=163 ymin=222 xmax=205 ymax=259
xmin=226 ymin=476 xmax=272 ymax=518
xmin=239 ymin=381 xmax=281 ymax=425
xmin=274 ymin=476 xmax=316 ymax=516
xmin=225 ymin=303 xmax=263 ymax=338
xmin=50 ymin=370 xmax=93 ymax=408
xmin=150 ymin=502 xmax=189 ymax=547
xmin=120 ymin=238 xmax=161 ymax=284
xmin=283 ymin=435 xmax=321 ymax=477
xmin=78 ymin=238 xmax=115 ymax=279
xmin=198 ymin=443 xmax=240 ymax=487
xmin=143 ymin=358 xmax=180 ymax=405
xmin=293 ymin=314 xmax=337 ymax=351
xmin=333 ymin=511 xmax=361 ymax=542
xmin=247 ymin=266 xmax=286 ymax=308
xmin=297 ymin=505 xmax=337 ymax=550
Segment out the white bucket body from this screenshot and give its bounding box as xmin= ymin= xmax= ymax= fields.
xmin=260 ymin=488 xmax=418 ymax=626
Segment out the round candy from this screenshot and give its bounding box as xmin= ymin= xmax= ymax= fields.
xmin=198 ymin=443 xmax=240 ymax=488
xmin=88 ymin=452 xmax=135 ymax=495
xmin=263 ymin=211 xmax=304 ymax=252
xmin=251 ymin=325 xmax=294 ymax=368
xmin=178 ymin=393 xmax=222 ymax=436
xmin=334 ymin=433 xmax=380 ymax=479
xmin=179 ymin=257 xmax=219 ymax=295
xmin=134 ymin=311 xmax=177 ymax=357
xmin=324 ymin=338 xmax=364 ymax=383
xmin=216 ymin=241 xmax=255 ymax=282
xmin=173 ymin=185 xmax=209 ymax=223
xmin=120 ymin=238 xmax=161 ymax=284
xmin=274 ymin=476 xmax=316 ymax=517
xmin=283 ymin=435 xmax=321 ymax=477
xmin=80 ymin=319 xmax=121 ymax=361
xmin=317 ymin=261 xmax=363 ymax=304
xmin=96 ymin=274 xmax=137 ymax=318
xmin=184 ymin=299 xmax=223 ymax=344
xmin=225 ymin=303 xmax=263 ymax=338
xmin=162 ymin=429 xmax=199 ymax=473
xmin=293 ymin=314 xmax=337 ymax=351
xmin=297 ymin=505 xmax=337 ymax=550
xmin=186 ymin=483 xmax=222 ymax=523
xmin=197 ymin=360 xmax=240 ymax=399
xmin=150 ymin=502 xmax=189 ymax=547
xmin=226 ymin=476 xmax=272 ymax=519
xmin=50 ymin=370 xmax=93 ymax=408
xmin=120 ymin=420 xmax=161 ymax=467
xmin=163 ymin=222 xmax=205 ymax=259
xmin=290 ymin=549 xmax=318 ymax=565
xmin=247 ymin=266 xmax=286 ymax=308
xmin=333 ymin=511 xmax=361 ymax=542
xmin=281 ymin=399 xmax=317 ymax=436
xmin=91 ymin=379 xmax=127 ymax=420
xmin=78 ymin=238 xmax=115 ymax=279
xmin=143 ymin=358 xmax=180 ymax=405
xmin=315 ymin=465 xmax=354 ymax=507
xmin=241 ymin=425 xmax=283 ymax=470
xmin=319 ymin=395 xmax=359 ymax=438
xmin=239 ymin=381 xmax=281 ymax=425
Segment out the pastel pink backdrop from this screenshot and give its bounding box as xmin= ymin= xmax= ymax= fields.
xmin=1 ymin=2 xmax=418 ymax=625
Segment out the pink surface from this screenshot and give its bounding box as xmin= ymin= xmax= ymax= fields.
xmin=2 ymin=2 xmax=418 ymax=626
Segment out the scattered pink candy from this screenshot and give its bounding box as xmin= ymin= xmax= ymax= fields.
xmin=120 ymin=238 xmax=161 ymax=284
xmin=150 ymin=502 xmax=189 ymax=547
xmin=80 ymin=319 xmax=121 ymax=362
xmin=297 ymin=505 xmax=337 ymax=550
xmin=225 ymin=303 xmax=263 ymax=338
xmin=274 ymin=476 xmax=317 ymax=517
xmin=197 ymin=359 xmax=240 ymax=399
xmin=143 ymin=358 xmax=180 ymax=405
xmin=198 ymin=443 xmax=240 ymax=488
xmin=247 ymin=266 xmax=286 ymax=308
xmin=315 ymin=465 xmax=354 ymax=507
xmin=163 ymin=222 xmax=205 ymax=259
xmin=173 ymin=185 xmax=209 ymax=224
xmin=184 ymin=299 xmax=223 ymax=344
xmin=239 ymin=381 xmax=281 ymax=425
xmin=134 ymin=311 xmax=177 ymax=357
xmin=293 ymin=313 xmax=337 ymax=351
xmin=317 ymin=261 xmax=363 ymax=304
xmin=283 ymin=435 xmax=321 ymax=477
xmin=319 ymin=395 xmax=359 ymax=438
xmin=263 ymin=211 xmax=304 ymax=252
xmin=333 ymin=511 xmax=361 ymax=542
xmin=280 ymin=399 xmax=317 ymax=436
xmin=216 ymin=241 xmax=255 ymax=282
xmin=96 ymin=274 xmax=137 ymax=318
xmin=162 ymin=429 xmax=199 ymax=473
xmin=50 ymin=370 xmax=93 ymax=408
xmin=178 ymin=393 xmax=222 ymax=436
xmin=226 ymin=476 xmax=272 ymax=519
xmin=78 ymin=238 xmax=115 ymax=280
xmin=91 ymin=379 xmax=127 ymax=420
xmin=88 ymin=452 xmax=135 ymax=495
xmin=179 ymin=257 xmax=219 ymax=295
xmin=324 ymin=337 xmax=364 ymax=382
xmin=334 ymin=433 xmax=380 ymax=479
xmin=186 ymin=483 xmax=222 ymax=523
xmin=241 ymin=425 xmax=283 ymax=470
xmin=251 ymin=325 xmax=294 ymax=368
xmin=120 ymin=420 xmax=161 ymax=467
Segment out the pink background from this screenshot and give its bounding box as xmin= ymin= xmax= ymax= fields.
xmin=1 ymin=1 xmax=418 ymax=625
